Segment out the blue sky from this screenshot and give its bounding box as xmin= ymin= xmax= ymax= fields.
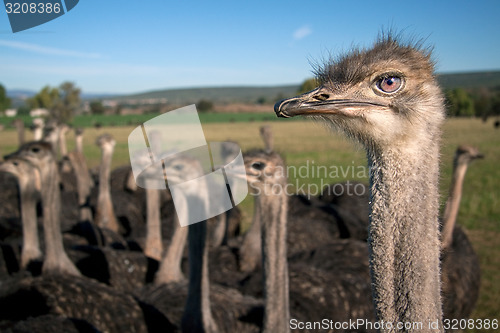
xmin=1 ymin=0 xmax=499 ymax=94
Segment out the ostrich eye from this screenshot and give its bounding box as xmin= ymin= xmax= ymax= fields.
xmin=12 ymin=161 xmax=19 ymax=166
xmin=377 ymin=76 xmax=403 ymax=93
xmin=251 ymin=161 xmax=266 ymax=170
xmin=173 ymin=164 xmax=184 ymax=171
xmin=31 ymin=147 xmax=40 ymax=153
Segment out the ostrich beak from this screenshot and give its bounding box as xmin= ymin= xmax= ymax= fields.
xmin=274 ymin=86 xmax=386 ymax=118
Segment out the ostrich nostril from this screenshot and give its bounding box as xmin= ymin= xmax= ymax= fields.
xmin=314 ymin=94 xmax=330 ymax=101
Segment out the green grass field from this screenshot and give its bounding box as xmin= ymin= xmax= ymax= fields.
xmin=0 ymin=116 xmax=498 ymax=331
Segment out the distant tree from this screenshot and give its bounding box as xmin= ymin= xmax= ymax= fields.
xmin=55 ymin=81 xmax=81 ymax=123
xmin=298 ymin=78 xmax=318 ymax=94
xmin=17 ymin=105 xmax=31 ymax=116
xmin=197 ymin=99 xmax=213 ymax=112
xmin=445 ymin=88 xmax=475 ymax=117
xmin=90 ymin=101 xmax=105 ymax=115
xmin=0 ymin=84 xmax=11 ymax=112
xmin=490 ymin=92 xmax=500 ymax=117
xmin=27 ymin=85 xmax=60 ymax=110
xmin=28 ymin=82 xmax=81 ymax=123
xmin=256 ymin=96 xmax=267 ymax=105
xmin=471 ymin=88 xmax=492 ymax=121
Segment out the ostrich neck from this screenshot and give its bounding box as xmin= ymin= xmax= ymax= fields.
xmin=98 ymin=148 xmax=113 ymax=194
xmin=96 ymin=147 xmax=119 ymax=232
xmin=59 ymin=132 xmax=68 ymax=156
xmin=156 ymin=192 xmax=188 ymax=284
xmin=155 ymin=215 xmax=187 ymax=284
xmin=182 ymin=220 xmax=218 ymax=333
xmin=16 ymin=122 xmax=25 ymax=146
xmin=144 ymin=183 xmax=163 ymax=261
xmin=41 ymin=163 xmax=80 ymax=275
xmin=367 ymin=143 xmax=443 ymax=332
xmin=257 ymin=189 xmax=290 ymax=333
xmin=441 ymin=162 xmax=468 ymax=249
xmin=75 ymin=134 xmax=83 ymax=154
xmin=19 ymin=179 xmax=41 ymax=267
xmin=33 ymin=127 xmax=43 ymax=141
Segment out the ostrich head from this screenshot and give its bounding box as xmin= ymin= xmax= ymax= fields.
xmin=275 ymin=35 xmax=445 ymax=151
xmin=5 ymin=141 xmax=56 ymax=175
xmin=243 ymin=150 xmax=287 ymax=194
xmin=96 ymin=133 xmax=116 ymax=151
xmin=0 ymin=156 xmax=42 ymax=191
xmin=454 ymin=145 xmax=484 ymax=167
xmin=163 ymin=154 xmax=206 ymax=194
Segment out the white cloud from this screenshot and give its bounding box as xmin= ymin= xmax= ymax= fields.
xmin=0 ymin=40 xmax=102 ymax=59
xmin=293 ymin=25 xmax=312 ymax=40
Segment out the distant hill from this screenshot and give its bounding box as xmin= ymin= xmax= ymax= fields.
xmin=437 ymin=71 xmax=500 ymax=90
xmin=111 ymin=85 xmax=300 ymax=104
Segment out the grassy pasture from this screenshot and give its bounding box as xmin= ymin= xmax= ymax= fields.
xmin=0 ymin=116 xmax=498 ymax=330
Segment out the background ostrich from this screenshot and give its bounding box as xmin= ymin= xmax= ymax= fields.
xmin=275 ymin=34 xmax=446 ymax=330
xmin=238 ymin=125 xmax=341 ymax=274
xmin=238 ymin=126 xmax=273 ymax=272
xmin=441 ymin=145 xmax=483 ymax=248
xmin=259 ymin=125 xmax=273 ymax=153
xmin=141 ymin=153 xmax=262 ymax=333
xmin=31 ymin=118 xmax=45 ymax=141
xmin=0 ymin=157 xmax=42 ymax=269
xmin=58 ymin=124 xmax=70 ymax=159
xmin=7 ymin=141 xmax=80 ymax=276
xmin=42 ymin=121 xmax=59 ymax=156
xmin=209 ymin=140 xmax=243 ymax=248
xmin=243 ymin=149 xmax=377 ymax=332
xmin=243 ymin=150 xmax=290 ymax=332
xmin=94 ymin=134 xmax=120 ymax=233
xmin=440 ymin=145 xmax=482 ymax=322
xmin=12 ymin=119 xmax=25 ymax=147
xmin=0 ymin=273 xmax=173 ymax=332
xmin=67 ymin=128 xmax=94 ymax=223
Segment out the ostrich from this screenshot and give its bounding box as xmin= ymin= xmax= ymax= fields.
xmin=7 ymin=141 xmax=80 ymax=276
xmin=141 ymin=130 xmax=164 ymax=261
xmin=209 ymin=141 xmax=243 ymax=248
xmin=0 ymin=273 xmax=174 ymax=332
xmin=238 ymin=126 xmax=341 ymax=272
xmin=440 ymin=145 xmax=482 ymax=321
xmin=154 ymin=214 xmax=188 ymax=284
xmin=31 ymin=118 xmax=45 ymax=141
xmin=67 ymin=128 xmax=94 ymax=223
xmin=441 ymin=145 xmax=483 ymax=249
xmin=58 ymin=123 xmax=70 ymax=158
xmin=12 ymin=119 xmax=25 ymax=147
xmin=275 ymin=34 xmax=445 ymax=331
xmin=42 ymin=121 xmax=59 ymax=156
xmin=0 ymin=157 xmax=42 ymax=268
xmin=94 ymin=134 xmax=120 ymax=233
xmin=238 ymin=126 xmax=273 ymax=272
xmin=243 ymin=150 xmax=290 ymax=332
xmin=142 ymin=153 xmax=262 ymax=333
xmin=242 ymin=149 xmax=376 ymax=332
xmin=259 ymin=125 xmax=274 ymax=153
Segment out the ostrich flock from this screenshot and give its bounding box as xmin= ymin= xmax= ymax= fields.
xmin=0 ymin=35 xmax=482 ymax=332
